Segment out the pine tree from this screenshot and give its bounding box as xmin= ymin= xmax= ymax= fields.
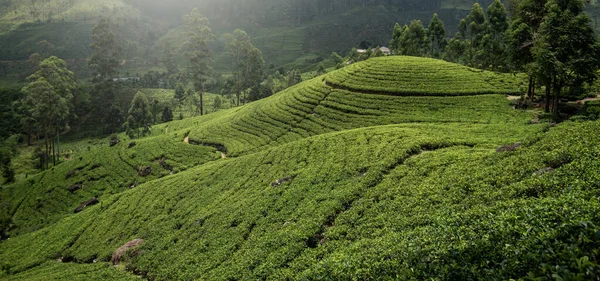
xmin=481 ymin=0 xmax=510 ymax=71
xmin=398 ymin=20 xmax=428 ymax=57
xmin=389 ymin=23 xmax=404 ymax=54
xmin=428 ymin=13 xmax=446 ymax=58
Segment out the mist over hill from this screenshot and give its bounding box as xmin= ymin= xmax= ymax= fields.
xmin=0 ymin=0 xmax=497 ymax=78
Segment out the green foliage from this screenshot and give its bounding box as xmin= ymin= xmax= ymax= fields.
xmin=1 ymin=50 xmax=599 ymax=280
xmin=389 ymin=22 xmax=404 ymax=54
xmin=3 ymin=115 xmax=600 ymax=280
xmin=0 ymin=88 xmax=24 ymax=140
xmin=161 ymin=107 xmax=173 ymax=123
xmin=481 ymin=0 xmax=509 ymax=71
xmin=287 ymin=69 xmax=303 ymax=88
xmin=428 ymin=13 xmax=447 ymax=58
xmin=3 ymin=262 xmax=138 ymax=280
xmin=534 ymin=0 xmax=600 ymax=115
xmin=184 ymin=8 xmax=215 ymax=115
xmin=0 ymin=135 xmax=19 ymax=184
xmin=398 ymin=20 xmax=428 ymax=57
xmin=581 ymin=100 xmax=600 ymax=120
xmin=325 ymin=56 xmax=525 ymax=96
xmin=124 ymin=92 xmax=153 ymax=138
xmin=227 ymin=29 xmax=265 ymax=106
xmin=88 ymin=17 xmax=120 ymax=82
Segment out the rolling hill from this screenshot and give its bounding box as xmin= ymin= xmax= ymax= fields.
xmin=2 ymin=56 xmax=599 ymax=280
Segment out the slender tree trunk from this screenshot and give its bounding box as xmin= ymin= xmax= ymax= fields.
xmin=545 ymin=82 xmax=551 ymax=113
xmin=527 ymin=76 xmax=533 ymax=100
xmin=56 ymin=121 xmax=60 ymax=158
xmin=531 ymin=79 xmax=536 ymax=103
xmin=52 ymin=136 xmax=56 ymax=166
xmin=57 ymin=130 xmax=60 ymax=159
xmin=45 ymin=130 xmax=49 ymax=170
xmin=553 ymin=81 xmax=561 ymax=116
xmin=199 ymin=91 xmax=204 ymax=116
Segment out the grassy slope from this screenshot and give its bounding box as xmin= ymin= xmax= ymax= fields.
xmin=186 ymin=58 xmax=530 ymax=156
xmin=326 ymin=56 xmax=526 ymax=95
xmin=2 ymin=57 xmax=600 ymax=280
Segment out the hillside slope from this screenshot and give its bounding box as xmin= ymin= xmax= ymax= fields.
xmin=2 ymin=117 xmax=600 ymax=280
xmin=2 ymin=57 xmax=600 ymax=280
xmin=1 ymin=57 xmax=534 ymax=237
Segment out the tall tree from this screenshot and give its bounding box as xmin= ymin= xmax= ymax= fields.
xmin=21 ymin=56 xmax=75 ymax=169
xmin=174 ymin=81 xmax=186 ymax=110
xmin=533 ymin=0 xmax=600 ymax=115
xmin=398 ymin=20 xmax=428 ymax=57
xmin=481 ymin=0 xmax=510 ymax=71
xmin=428 ymin=13 xmax=446 ymax=58
xmin=124 ymin=92 xmax=153 ymax=138
xmin=465 ymin=3 xmax=488 ymax=66
xmin=89 ymin=17 xmax=120 ymax=82
xmin=0 ymin=135 xmax=18 ymax=183
xmin=389 ymin=23 xmax=404 ymax=54
xmin=227 ymin=29 xmax=265 ymax=106
xmin=88 ymin=17 xmax=121 ymax=134
xmin=507 ymin=0 xmax=549 ymax=101
xmin=184 ymin=8 xmax=214 ymax=116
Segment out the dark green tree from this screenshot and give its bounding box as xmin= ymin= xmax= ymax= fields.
xmin=89 ymin=17 xmax=120 ymax=82
xmin=227 ymin=29 xmax=265 ymax=106
xmin=124 ymin=92 xmax=153 ymax=138
xmin=465 ymin=3 xmax=488 ymax=66
xmin=398 ymin=20 xmax=428 ymax=57
xmin=481 ymin=0 xmax=510 ymax=71
xmin=213 ymin=96 xmax=222 ymax=111
xmin=389 ymin=23 xmax=404 ymax=54
xmin=184 ymin=8 xmax=214 ymax=116
xmin=104 ymin=104 xmax=124 ymax=134
xmin=173 ymin=81 xmax=186 ymax=110
xmin=287 ymin=69 xmax=302 ymax=88
xmin=316 ymin=63 xmax=326 ymax=76
xmin=428 ymin=13 xmax=446 ymax=58
xmin=533 ymin=0 xmax=600 ymax=115
xmin=162 ymin=106 xmax=173 ymax=122
xmin=21 ymin=56 xmax=75 ymax=169
xmin=0 ymin=135 xmax=18 ymax=183
xmin=507 ymin=0 xmax=549 ymax=101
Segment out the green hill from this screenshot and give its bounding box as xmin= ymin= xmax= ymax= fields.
xmin=2 ymin=57 xmax=600 ymax=280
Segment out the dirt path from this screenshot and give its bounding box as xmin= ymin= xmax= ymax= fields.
xmin=577 ymin=94 xmax=600 ymax=104
xmin=184 ymin=137 xmax=189 ymax=144
xmin=508 ymin=94 xmax=600 ymax=104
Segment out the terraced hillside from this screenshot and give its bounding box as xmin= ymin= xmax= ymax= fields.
xmin=326 ymin=56 xmax=525 ymax=95
xmin=3 ymin=57 xmax=600 ymax=280
xmin=186 ymin=56 xmax=529 ymax=156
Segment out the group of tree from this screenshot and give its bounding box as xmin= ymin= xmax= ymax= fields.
xmin=388 ymin=0 xmax=600 ymax=115
xmin=19 ymin=56 xmax=76 ymax=170
xmin=226 ymin=29 xmax=266 ymax=106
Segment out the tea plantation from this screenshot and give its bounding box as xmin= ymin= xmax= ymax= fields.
xmin=2 ymin=56 xmax=600 ymax=280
